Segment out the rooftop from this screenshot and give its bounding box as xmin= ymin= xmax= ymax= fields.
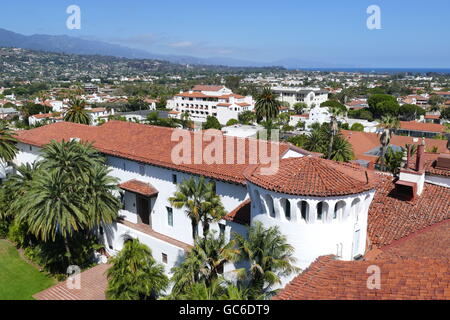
xmin=245 ymin=157 xmax=377 ymax=197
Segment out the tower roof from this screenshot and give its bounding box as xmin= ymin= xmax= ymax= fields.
xmin=245 ymin=157 xmax=377 ymax=197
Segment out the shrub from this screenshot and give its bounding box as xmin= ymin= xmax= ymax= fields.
xmin=350 ymin=123 xmax=364 ymax=132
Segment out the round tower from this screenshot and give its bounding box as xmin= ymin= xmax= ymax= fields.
xmin=244 ymin=157 xmax=377 ymax=270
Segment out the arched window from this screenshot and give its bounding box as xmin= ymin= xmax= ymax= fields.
xmin=253 ymin=190 xmax=262 ymax=212
xmin=317 ymin=202 xmax=328 ymax=221
xmin=298 ymin=201 xmax=309 ymax=222
xmin=281 ymin=199 xmax=291 ymax=221
xmin=265 ymin=195 xmax=276 ymax=218
xmin=334 ymin=201 xmax=346 ymax=221
xmin=351 ymin=198 xmax=361 ymax=221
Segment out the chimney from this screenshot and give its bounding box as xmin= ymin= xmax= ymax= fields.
xmin=416 ymin=139 xmax=426 ymax=172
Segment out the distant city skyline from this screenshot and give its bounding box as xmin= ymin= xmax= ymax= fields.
xmin=1 ymin=0 xmax=450 ymax=67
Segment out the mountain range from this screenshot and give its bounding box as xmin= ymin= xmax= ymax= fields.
xmin=0 ymin=28 xmax=339 ymax=69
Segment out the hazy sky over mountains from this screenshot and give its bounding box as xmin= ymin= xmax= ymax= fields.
xmin=1 ymin=0 xmax=449 ymax=67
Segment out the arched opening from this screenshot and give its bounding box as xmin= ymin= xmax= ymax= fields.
xmin=253 ymin=190 xmax=262 ymax=212
xmin=298 ymin=201 xmax=309 ymax=222
xmin=281 ymin=199 xmax=291 ymax=221
xmin=351 ymin=198 xmax=361 ymax=221
xmin=334 ymin=201 xmax=346 ymax=221
xmin=264 ymin=194 xmax=276 ymax=218
xmin=317 ymin=202 xmax=329 ymax=221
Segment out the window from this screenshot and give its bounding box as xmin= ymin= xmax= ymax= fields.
xmin=167 ymin=207 xmax=173 ymax=227
xmin=172 ymin=174 xmax=178 ymax=184
xmin=299 ymin=201 xmax=309 ymax=221
xmin=123 ymin=162 xmax=127 ymax=171
xmin=282 ymin=199 xmax=291 ymax=221
xmin=162 ymin=253 xmax=168 ymax=264
xmin=29 ymin=145 xmax=32 ymax=151
xmin=139 ymin=165 xmax=145 ymax=176
xmin=317 ymin=202 xmax=328 ymax=221
xmin=265 ymin=195 xmax=275 ymax=218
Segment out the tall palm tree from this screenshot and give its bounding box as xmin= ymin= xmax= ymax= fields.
xmin=255 ymin=87 xmax=281 ymax=122
xmin=304 ymin=126 xmax=326 ymax=153
xmin=170 ymin=232 xmax=239 ymax=297
xmin=169 ymin=177 xmax=225 ymax=239
xmin=327 ymin=107 xmax=345 ymax=160
xmin=378 ymin=115 xmax=400 ymax=169
xmin=13 ymin=141 xmax=120 ymax=261
xmin=64 ymin=98 xmax=92 ymax=125
xmin=234 ymin=222 xmax=299 ymax=298
xmin=106 ymin=239 xmax=169 ymax=300
xmin=0 ymin=123 xmax=18 ymax=163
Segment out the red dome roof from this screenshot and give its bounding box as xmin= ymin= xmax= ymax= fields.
xmin=245 ymin=157 xmax=377 ymax=197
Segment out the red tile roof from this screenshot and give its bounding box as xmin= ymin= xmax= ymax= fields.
xmin=118 ymin=180 xmax=159 ymax=197
xmin=192 ymin=85 xmax=225 ymax=92
xmin=274 ymin=255 xmax=450 ymax=300
xmin=341 ymin=130 xmax=449 ymax=164
xmin=368 ymin=175 xmax=450 ymax=248
xmin=16 ymin=121 xmax=311 ymax=185
xmin=399 ymin=121 xmax=445 ymax=133
xmin=245 ymin=157 xmax=377 ymax=197
xmin=276 ymin=216 xmax=450 ymax=300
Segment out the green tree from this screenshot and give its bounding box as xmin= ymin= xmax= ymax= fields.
xmin=399 ymin=104 xmax=425 ymax=120
xmin=293 ymin=102 xmax=307 ymax=115
xmin=226 ymin=119 xmax=239 ymax=126
xmin=106 ymin=239 xmax=169 ymax=300
xmin=234 ymin=222 xmax=298 ymax=299
xmin=321 ymin=100 xmax=347 ymax=113
xmin=441 ymin=107 xmax=450 ymax=120
xmin=255 ymin=87 xmax=280 ymax=122
xmin=378 ymin=115 xmax=400 ymax=170
xmin=368 ymin=94 xmax=400 ymax=118
xmin=350 ymin=123 xmax=364 ymax=132
xmin=328 ymin=135 xmax=355 ymax=162
xmin=170 ymin=232 xmax=239 ymax=297
xmin=327 ymin=107 xmax=346 ymax=160
xmin=204 ymin=116 xmax=222 ymax=130
xmin=238 ymin=111 xmax=256 ymax=125
xmin=64 ymin=99 xmax=92 ymax=125
xmin=0 ymin=123 xmax=18 ymax=163
xmin=169 ymin=177 xmax=225 ymax=239
xmin=12 ymin=141 xmax=120 ymax=262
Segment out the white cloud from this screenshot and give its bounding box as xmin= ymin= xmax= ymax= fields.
xmin=168 ymin=41 xmax=194 ymax=48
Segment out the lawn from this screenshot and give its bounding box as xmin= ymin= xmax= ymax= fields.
xmin=0 ymin=240 xmax=56 ymax=300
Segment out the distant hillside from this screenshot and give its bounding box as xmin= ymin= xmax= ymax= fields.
xmin=0 ymin=28 xmax=282 ymax=68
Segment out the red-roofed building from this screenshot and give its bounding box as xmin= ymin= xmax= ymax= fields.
xmin=167 ymin=85 xmax=255 ymax=125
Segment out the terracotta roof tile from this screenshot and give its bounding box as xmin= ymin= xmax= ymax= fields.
xmin=399 ymin=121 xmax=445 ymax=133
xmin=225 ymin=199 xmax=251 ymax=225
xmin=245 ymin=157 xmax=377 ymax=197
xmin=368 ymin=175 xmax=450 ymax=248
xmin=118 ymin=180 xmax=158 ymax=197
xmin=16 ymin=121 xmax=300 ymax=185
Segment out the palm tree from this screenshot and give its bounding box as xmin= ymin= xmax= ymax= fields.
xmin=13 ymin=141 xmax=120 ymax=261
xmin=169 ymin=177 xmax=225 ymax=239
xmin=0 ymin=123 xmax=18 ymax=163
xmin=328 ymin=135 xmax=354 ymax=162
xmin=304 ymin=126 xmax=326 ymax=153
xmin=64 ymin=98 xmax=92 ymax=125
xmin=170 ymin=231 xmax=239 ymax=297
xmin=255 ymin=87 xmax=281 ymax=122
xmin=378 ymin=115 xmax=400 ymax=170
xmin=234 ymin=222 xmax=299 ymax=298
xmin=259 ymin=120 xmax=280 ymax=141
xmin=106 ymin=239 xmax=169 ymax=300
xmin=327 ymin=107 xmax=345 ymax=160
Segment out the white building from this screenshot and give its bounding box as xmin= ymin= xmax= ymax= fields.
xmin=14 ymin=121 xmax=380 ymax=287
xmin=166 ymin=85 xmax=254 ymax=125
xmin=272 ymin=86 xmax=329 ymax=108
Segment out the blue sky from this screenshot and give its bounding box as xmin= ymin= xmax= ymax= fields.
xmin=1 ymin=0 xmax=449 ymax=67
